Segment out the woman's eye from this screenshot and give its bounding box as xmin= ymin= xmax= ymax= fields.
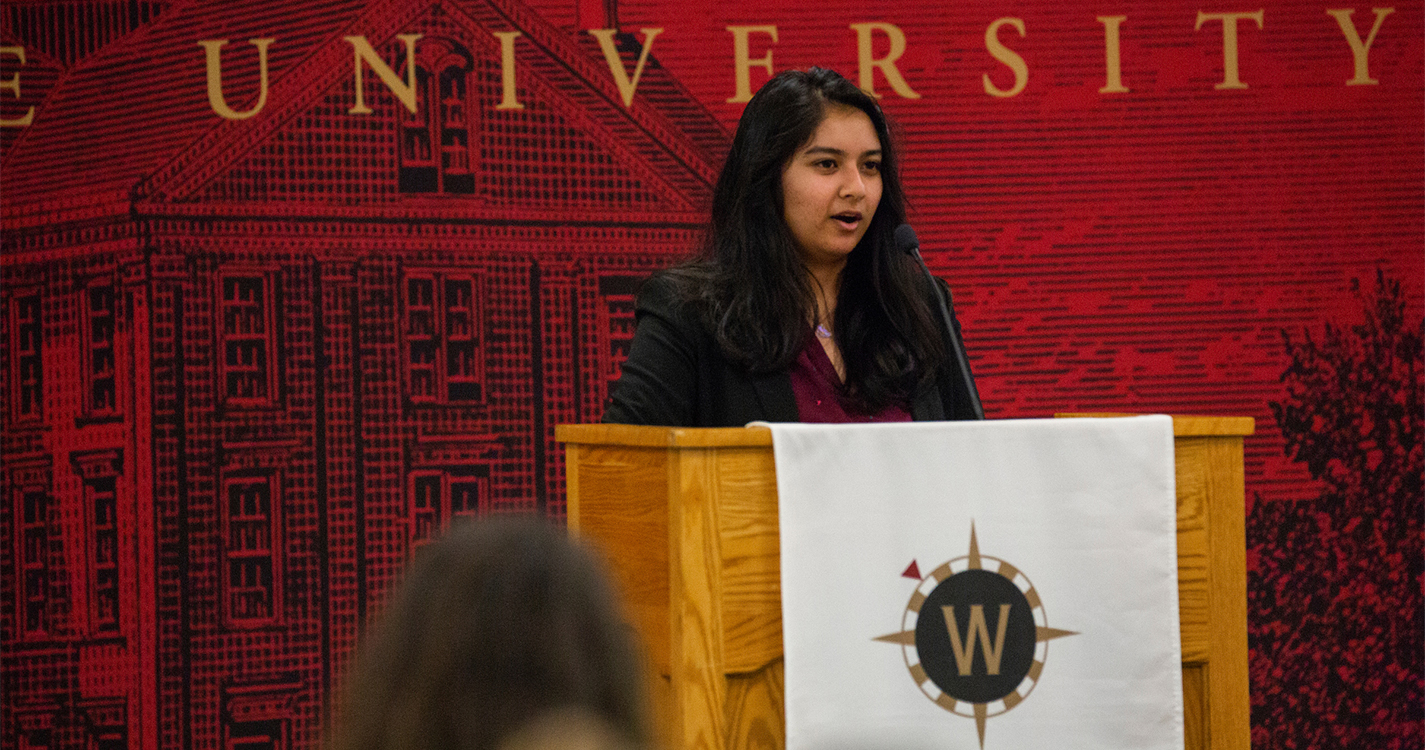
xmin=863 ymin=161 xmax=881 ymax=173
xmin=816 ymin=159 xmax=838 ymax=170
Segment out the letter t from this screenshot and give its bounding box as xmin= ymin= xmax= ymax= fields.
xmin=1195 ymin=10 xmax=1265 ymax=90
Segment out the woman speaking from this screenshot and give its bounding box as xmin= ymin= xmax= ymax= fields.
xmin=604 ymin=67 xmax=981 ymax=427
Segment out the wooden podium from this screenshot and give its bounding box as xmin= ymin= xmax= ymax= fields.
xmin=557 ymin=415 xmax=1253 ymax=750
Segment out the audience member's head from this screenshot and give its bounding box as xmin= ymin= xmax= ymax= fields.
xmin=330 ymin=517 xmax=649 ymax=750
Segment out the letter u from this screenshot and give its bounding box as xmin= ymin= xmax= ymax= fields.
xmin=198 ymin=38 xmax=274 ymax=120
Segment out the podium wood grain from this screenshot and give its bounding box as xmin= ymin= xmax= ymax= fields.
xmin=560 ymin=416 xmax=1252 ymax=750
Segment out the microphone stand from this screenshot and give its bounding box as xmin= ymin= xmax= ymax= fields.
xmin=899 ymin=226 xmax=985 ymax=420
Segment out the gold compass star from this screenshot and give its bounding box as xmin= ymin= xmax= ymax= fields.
xmin=874 ymin=523 xmax=1078 ymax=748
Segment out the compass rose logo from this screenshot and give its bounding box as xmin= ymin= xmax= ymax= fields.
xmin=874 ymin=523 xmax=1078 ymax=748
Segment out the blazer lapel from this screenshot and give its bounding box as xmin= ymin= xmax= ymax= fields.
xmin=910 ymin=378 xmax=946 ymax=421
xmin=751 ymin=371 xmax=799 ymax=422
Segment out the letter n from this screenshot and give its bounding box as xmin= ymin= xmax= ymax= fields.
xmin=345 ymin=34 xmax=422 ymax=114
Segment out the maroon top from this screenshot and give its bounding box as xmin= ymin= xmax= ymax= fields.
xmin=789 ymin=332 xmax=912 ymax=423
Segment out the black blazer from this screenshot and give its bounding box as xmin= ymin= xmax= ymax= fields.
xmin=602 ymin=274 xmax=981 ymax=427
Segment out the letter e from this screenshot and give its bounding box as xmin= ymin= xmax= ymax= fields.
xmin=0 ymin=45 xmax=35 ymax=127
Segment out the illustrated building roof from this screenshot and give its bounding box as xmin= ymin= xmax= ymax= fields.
xmin=1 ymin=0 xmax=727 ymax=226
xmin=1 ymin=0 xmax=171 ymax=68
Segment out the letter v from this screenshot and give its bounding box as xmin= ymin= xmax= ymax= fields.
xmin=587 ymin=28 xmax=664 ymax=108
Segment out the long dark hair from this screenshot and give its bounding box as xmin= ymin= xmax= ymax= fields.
xmin=665 ymin=67 xmax=946 ymax=410
xmin=330 ymin=518 xmax=649 ymax=750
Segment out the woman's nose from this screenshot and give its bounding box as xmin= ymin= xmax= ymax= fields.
xmin=840 ymin=168 xmax=866 ymax=199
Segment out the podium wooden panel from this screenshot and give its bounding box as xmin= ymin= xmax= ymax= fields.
xmin=557 ymin=415 xmax=1253 ymax=750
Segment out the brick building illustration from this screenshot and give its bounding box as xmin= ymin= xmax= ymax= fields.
xmin=1 ymin=0 xmax=725 ymax=746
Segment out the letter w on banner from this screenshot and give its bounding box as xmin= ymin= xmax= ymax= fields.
xmin=769 ymin=416 xmax=1183 ymax=750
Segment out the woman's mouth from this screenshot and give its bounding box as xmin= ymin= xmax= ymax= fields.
xmin=832 ymin=212 xmax=862 ymax=230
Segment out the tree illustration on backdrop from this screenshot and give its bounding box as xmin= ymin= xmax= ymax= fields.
xmin=1248 ymin=270 xmax=1423 ymax=749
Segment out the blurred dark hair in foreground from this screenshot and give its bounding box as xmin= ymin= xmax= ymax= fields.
xmin=329 ymin=518 xmax=650 ymax=750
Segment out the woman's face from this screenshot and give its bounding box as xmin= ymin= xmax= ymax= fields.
xmin=780 ymin=105 xmax=884 ymax=270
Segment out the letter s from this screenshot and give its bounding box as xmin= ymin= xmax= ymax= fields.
xmin=983 ymin=17 xmax=1028 ymax=98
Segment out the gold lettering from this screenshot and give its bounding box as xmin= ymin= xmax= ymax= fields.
xmin=0 ymin=45 xmax=34 ymax=127
xmin=492 ymin=31 xmax=524 ymax=110
xmin=849 ymin=22 xmax=920 ymax=99
xmin=726 ymin=25 xmax=778 ymax=103
xmin=944 ymin=604 xmax=1013 ymax=676
xmin=345 ymin=34 xmax=422 ymax=114
xmin=983 ymin=17 xmax=1028 ymax=98
xmin=1097 ymin=16 xmax=1130 ymax=93
xmin=1326 ymin=8 xmax=1394 ymax=85
xmin=587 ymin=28 xmax=664 ymax=108
xmin=1195 ymin=10 xmax=1265 ymax=90
xmin=197 ymin=38 xmax=274 ymax=120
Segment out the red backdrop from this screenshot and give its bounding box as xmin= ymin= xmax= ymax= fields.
xmin=2 ymin=0 xmax=1420 ymax=747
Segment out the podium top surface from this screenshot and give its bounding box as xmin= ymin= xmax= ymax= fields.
xmin=557 ymin=415 xmax=1253 ymax=447
xmin=556 ymin=423 xmax=774 ymax=447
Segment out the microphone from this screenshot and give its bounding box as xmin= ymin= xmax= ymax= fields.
xmin=895 ymin=223 xmax=923 ymax=260
xmin=896 ymin=224 xmax=985 ymax=420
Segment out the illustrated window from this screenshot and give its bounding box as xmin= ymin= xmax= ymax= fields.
xmin=17 ymin=487 xmax=49 ymax=636
xmin=219 ymin=275 xmax=278 ymax=407
xmin=223 ymin=475 xmax=280 ymax=625
xmin=223 ymin=681 xmax=297 ymax=750
xmin=403 ymin=272 xmax=486 ymax=403
xmin=409 ymin=467 xmax=489 ymax=546
xmin=73 ymin=449 xmax=123 ymax=635
xmin=78 ymin=700 xmax=127 ymax=750
xmin=11 ymin=293 xmax=42 ymax=420
xmin=598 ymin=275 xmax=644 ymax=387
xmin=84 ymin=283 xmax=118 ymax=416
xmin=88 ymin=476 xmax=119 ymax=633
xmin=225 ymin=719 xmax=286 ymax=750
xmin=398 ymin=40 xmax=475 ymax=194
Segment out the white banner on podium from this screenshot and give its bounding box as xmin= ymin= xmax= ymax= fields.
xmin=769 ymin=416 xmax=1182 ymax=750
